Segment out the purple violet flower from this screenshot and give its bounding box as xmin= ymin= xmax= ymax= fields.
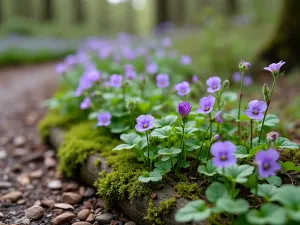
xmin=97 ymin=112 xmax=112 ymax=127
xmin=125 ymin=70 xmax=136 ymax=80
xmin=175 ymin=81 xmax=191 ymax=96
xmin=180 ymin=55 xmax=192 ymax=65
xmin=56 ymin=63 xmax=67 ymax=75
xmin=178 ymin=102 xmax=192 ymax=118
xmin=232 ymin=72 xmax=242 ymax=82
xmin=135 ymin=114 xmax=155 ymax=132
xmin=244 ymin=76 xmax=253 ymax=86
xmin=267 ymin=132 xmax=279 ymax=142
xmin=156 ymin=74 xmax=169 ymax=88
xmin=75 ymin=76 xmax=93 ymax=97
xmin=85 ymin=69 xmax=101 ymax=82
xmin=197 ymin=95 xmax=215 ymax=114
xmin=215 ymin=111 xmax=223 ymax=123
xmin=80 ymin=97 xmax=92 ymax=110
xmin=239 ymin=61 xmax=251 ymax=72
xmin=162 ymin=37 xmax=172 ymax=47
xmin=255 ymin=149 xmax=281 ymax=178
xmin=211 ymin=141 xmax=237 ymax=168
xmin=206 ymin=76 xmax=221 ymax=93
xmin=245 ymin=100 xmax=267 ymax=121
xmin=192 ymin=75 xmax=199 ymax=83
xmin=110 ymin=74 xmax=123 ymax=88
xmin=146 ymin=63 xmax=158 ymax=74
xmin=264 ymin=61 xmax=285 ymax=75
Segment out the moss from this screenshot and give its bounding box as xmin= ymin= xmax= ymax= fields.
xmin=281 ymin=149 xmax=300 ymax=165
xmin=58 ymin=121 xmax=120 ymax=177
xmin=95 ymin=158 xmax=102 ymax=167
xmin=144 ymin=197 xmax=177 ymax=225
xmin=174 ymin=182 xmax=202 ymax=200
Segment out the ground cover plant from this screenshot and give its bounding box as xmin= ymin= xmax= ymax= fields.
xmin=40 ymin=34 xmax=300 ymax=225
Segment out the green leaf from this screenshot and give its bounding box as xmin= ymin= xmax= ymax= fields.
xmin=154 ymin=115 xmax=178 ymax=127
xmin=218 ymin=165 xmax=254 ymax=183
xmin=221 ymin=91 xmax=238 ymax=102
xmin=271 ymin=185 xmax=300 ymax=209
xmin=151 ymin=126 xmax=172 ymax=139
xmin=235 ymin=145 xmax=249 ymax=158
xmin=185 ymin=138 xmax=201 ymax=150
xmin=175 ymin=127 xmax=199 ymax=136
xmin=216 ymin=197 xmax=249 ymax=214
xmin=154 ymin=158 xmax=176 ymax=173
xmin=246 ymin=204 xmax=286 ymax=225
xmin=225 ymin=109 xmax=249 ymax=122
xmin=110 ymin=125 xmax=130 ymax=133
xmin=120 ymin=133 xmax=141 ymax=145
xmin=175 ymin=200 xmax=211 ymax=223
xmin=113 ymin=143 xmax=136 ymax=151
xmin=205 ymin=182 xmax=228 ymax=203
xmin=275 ymin=137 xmax=299 ymax=150
xmin=280 ymin=161 xmax=300 ymax=172
xmin=267 ymin=176 xmax=282 ymax=187
xmin=138 ymin=172 xmax=162 ymax=183
xmin=158 ymin=147 xmax=181 ymax=156
xmin=198 ymin=160 xmax=217 ymax=176
xmin=249 ymin=144 xmax=266 ymax=157
xmin=251 ymin=184 xmax=278 ymax=201
xmin=256 ymin=114 xmax=280 ymax=130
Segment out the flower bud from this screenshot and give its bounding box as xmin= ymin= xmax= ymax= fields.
xmin=211 ymin=134 xmax=221 ymax=143
xmin=210 ymin=111 xmax=223 ymax=123
xmin=239 ymin=61 xmax=251 ymax=72
xmin=262 ymin=84 xmax=271 ymax=103
xmin=267 ymin=132 xmax=279 ymax=142
xmin=222 ymin=79 xmax=230 ymax=89
xmin=178 ymin=101 xmax=192 ymax=118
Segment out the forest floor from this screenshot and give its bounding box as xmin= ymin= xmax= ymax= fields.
xmin=0 ymin=63 xmax=131 ymax=225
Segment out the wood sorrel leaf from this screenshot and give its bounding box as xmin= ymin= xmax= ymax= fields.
xmin=175 ymin=200 xmax=211 ymax=223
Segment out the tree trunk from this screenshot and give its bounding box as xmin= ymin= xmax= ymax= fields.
xmin=226 ymin=0 xmax=238 ymax=16
xmin=156 ymin=0 xmax=168 ymax=25
xmin=73 ymin=0 xmax=84 ymax=24
xmin=0 ymin=0 xmax=3 ymax=24
xmin=13 ymin=0 xmax=33 ymax=18
xmin=259 ymin=0 xmax=300 ymax=71
xmin=41 ymin=0 xmax=53 ymax=21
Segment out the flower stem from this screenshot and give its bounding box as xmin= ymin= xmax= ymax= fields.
xmin=237 ymin=71 xmax=245 ymax=140
xmin=195 ymin=123 xmax=212 ymax=164
xmin=255 ymin=167 xmax=259 ymax=204
xmin=178 ymin=121 xmax=186 ymax=170
xmin=231 ymin=181 xmax=236 ymax=198
xmin=250 ymin=119 xmax=253 ymax=149
xmin=122 ymin=85 xmax=126 ymax=109
xmin=146 ymin=131 xmax=150 ymax=172
xmin=258 ymin=77 xmax=277 ymax=144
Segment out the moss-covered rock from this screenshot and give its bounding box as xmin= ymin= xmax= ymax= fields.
xmin=174 ymin=182 xmax=202 ymax=200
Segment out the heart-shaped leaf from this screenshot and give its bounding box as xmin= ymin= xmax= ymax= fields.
xmin=216 ymin=197 xmax=249 ymax=214
xmin=175 ymin=200 xmax=211 ymax=223
xmin=218 ymin=165 xmax=254 ymax=183
xmin=256 ymin=114 xmax=280 ymax=130
xmin=154 ymin=115 xmax=178 ymax=127
xmin=198 ymin=160 xmax=217 ymax=176
xmin=275 ymin=137 xmax=299 ymax=150
xmin=205 ymin=182 xmax=228 ymax=203
xmin=251 ymin=184 xmax=278 ymax=201
xmin=151 ymin=126 xmax=172 ymax=139
xmin=120 ymin=133 xmax=141 ymax=145
xmin=138 ymin=172 xmax=162 ymax=183
xmin=267 ymin=176 xmax=282 ymax=187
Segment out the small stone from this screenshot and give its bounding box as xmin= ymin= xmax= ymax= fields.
xmin=54 ymin=203 xmax=74 ymax=210
xmin=41 ymin=199 xmax=55 ymax=208
xmin=13 ymin=136 xmax=26 ymax=147
xmin=95 ymin=213 xmax=113 ymax=224
xmin=72 ymin=222 xmax=92 ymax=225
xmin=34 ymin=200 xmax=41 ymax=206
xmin=0 ymin=212 xmax=4 ymax=217
xmin=0 ymin=182 xmax=12 ymax=189
xmin=0 ymin=191 xmax=22 ymax=202
xmin=83 ymin=188 xmax=95 ymax=197
xmin=65 ymin=182 xmax=79 ymax=191
xmin=25 ymin=205 xmax=44 ymax=219
xmin=44 ymin=157 xmax=57 ymax=169
xmin=48 ymin=180 xmax=62 ymax=189
xmin=12 ymin=163 xmax=22 ymax=172
xmin=29 ymin=170 xmax=43 ymax=179
xmin=86 ymin=213 xmax=95 ymax=223
xmin=95 ymin=199 xmax=105 ymax=208
xmin=79 ymin=186 xmax=85 ymax=196
xmin=22 ymin=218 xmax=31 ymax=225
xmin=52 ymin=212 xmax=76 ymax=225
xmin=77 ymin=209 xmax=90 ymax=221
xmin=0 ymin=150 xmax=7 ymax=159
xmin=125 ymin=222 xmax=136 ymax=225
xmin=94 ymin=208 xmax=102 ymax=215
xmin=62 ymin=192 xmax=82 ymax=205
xmin=17 ymin=174 xmax=30 ymax=185
xmin=13 ymin=148 xmax=30 ymax=157
xmin=17 ymin=199 xmax=26 ymax=205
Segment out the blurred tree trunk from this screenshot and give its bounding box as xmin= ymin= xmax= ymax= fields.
xmin=125 ymin=1 xmax=135 ymax=33
xmin=174 ymin=0 xmax=186 ymax=26
xmin=156 ymin=0 xmax=169 ymax=25
xmin=0 ymin=0 xmax=3 ymax=24
xmin=13 ymin=0 xmax=33 ymax=18
xmin=73 ymin=0 xmax=84 ymax=23
xmin=259 ymin=0 xmax=300 ymax=71
xmin=98 ymin=0 xmax=110 ymax=33
xmin=226 ymin=0 xmax=239 ymax=16
xmin=41 ymin=0 xmax=53 ymax=21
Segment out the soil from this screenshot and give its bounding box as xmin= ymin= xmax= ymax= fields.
xmin=0 ymin=64 xmax=129 ymax=225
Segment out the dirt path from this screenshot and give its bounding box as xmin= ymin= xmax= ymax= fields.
xmin=0 ymin=64 xmax=130 ymax=225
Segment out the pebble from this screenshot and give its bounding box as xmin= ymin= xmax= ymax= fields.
xmin=95 ymin=213 xmax=113 ymax=224
xmin=0 ymin=149 xmax=7 ymax=159
xmin=65 ymin=182 xmax=79 ymax=191
xmin=54 ymin=203 xmax=74 ymax=210
xmin=25 ymin=205 xmax=44 ymax=219
xmin=52 ymin=212 xmax=76 ymax=225
xmin=77 ymin=209 xmax=90 ymax=221
xmin=86 ymin=213 xmax=95 ymax=223
xmin=62 ymin=192 xmax=82 ymax=205
xmin=0 ymin=191 xmax=22 ymax=202
xmin=0 ymin=182 xmax=12 ymax=189
xmin=125 ymin=222 xmax=136 ymax=225
xmin=22 ymin=218 xmax=31 ymax=225
xmin=13 ymin=136 xmax=26 ymax=147
xmin=41 ymin=199 xmax=55 ymax=208
xmin=48 ymin=180 xmax=62 ymax=189
xmin=83 ymin=188 xmax=95 ymax=197
xmin=44 ymin=157 xmax=57 ymax=169
xmin=13 ymin=148 xmax=30 ymax=157
xmin=29 ymin=169 xmax=43 ymax=179
xmin=72 ymin=222 xmax=92 ymax=225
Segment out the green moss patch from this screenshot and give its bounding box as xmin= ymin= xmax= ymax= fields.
xmin=144 ymin=197 xmax=177 ymax=225
xmin=174 ymin=182 xmax=202 ymax=200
